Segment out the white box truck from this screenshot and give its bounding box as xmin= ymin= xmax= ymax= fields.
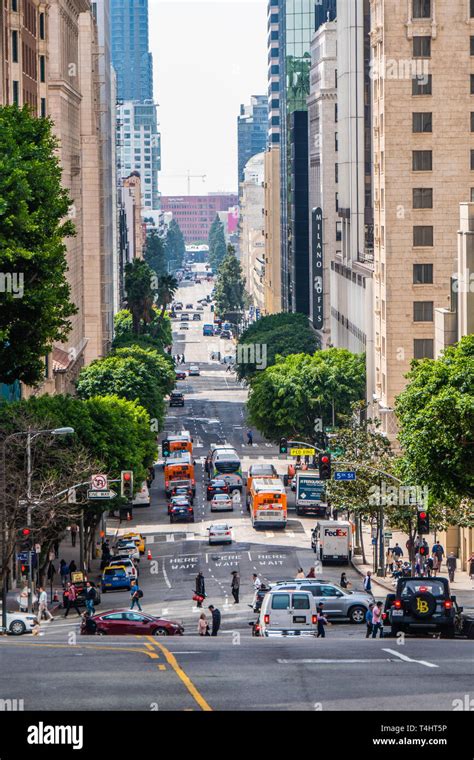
xmin=311 ymin=520 xmax=354 ymax=564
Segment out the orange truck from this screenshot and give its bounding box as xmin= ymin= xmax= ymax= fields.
xmin=164 ymin=453 xmax=195 ymax=498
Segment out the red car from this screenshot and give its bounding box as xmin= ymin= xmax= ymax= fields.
xmin=80 ymin=609 xmax=184 ymax=636
xmin=175 ymin=369 xmax=186 ymax=381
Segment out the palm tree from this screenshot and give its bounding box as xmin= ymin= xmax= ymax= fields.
xmin=156 ymin=274 xmax=178 ymax=321
xmin=124 ymin=260 xmax=155 ymax=335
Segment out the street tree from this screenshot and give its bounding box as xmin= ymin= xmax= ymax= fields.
xmin=214 ymin=246 xmax=246 ymax=317
xmin=156 ymin=274 xmax=178 ymax=322
xmin=164 ymin=219 xmax=186 ymax=272
xmin=113 ymin=307 xmax=172 ymax=352
xmin=247 ymin=348 xmax=366 ymax=442
xmin=208 ymin=219 xmax=227 ymax=271
xmin=144 ymin=229 xmax=166 ymax=278
xmin=124 ymin=259 xmax=156 ymax=335
xmin=0 ymin=105 xmax=77 ymax=386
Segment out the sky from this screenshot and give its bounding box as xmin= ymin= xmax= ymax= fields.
xmin=150 ymin=0 xmax=268 ymax=196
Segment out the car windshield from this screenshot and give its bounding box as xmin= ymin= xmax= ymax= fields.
xmin=400 ymin=580 xmax=446 ymax=598
xmin=212 ymin=525 xmax=229 ymax=530
xmin=214 ymin=495 xmax=229 ymax=500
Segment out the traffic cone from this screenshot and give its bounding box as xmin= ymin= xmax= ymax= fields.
xmin=147 ymin=549 xmax=152 ymax=560
xmin=53 ymin=590 xmax=59 ymax=602
xmin=127 ymin=511 xmax=132 ymax=522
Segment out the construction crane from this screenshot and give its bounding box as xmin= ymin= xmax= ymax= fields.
xmin=161 ymin=169 xmax=207 ymax=196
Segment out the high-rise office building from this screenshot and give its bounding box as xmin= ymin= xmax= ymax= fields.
xmin=237 ymin=95 xmax=268 ymax=190
xmin=277 ymin=0 xmax=314 ymax=313
xmin=110 ymin=0 xmax=153 ymax=101
xmin=116 ymin=100 xmax=161 ymax=211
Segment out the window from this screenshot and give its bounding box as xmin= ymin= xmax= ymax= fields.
xmin=335 ymin=163 xmax=338 ymax=182
xmin=271 ymin=65 xmax=279 ymax=75
xmin=471 ymin=188 xmax=474 ymax=202
xmin=319 ymin=585 xmax=339 ymax=597
xmin=336 ymin=221 xmax=342 ymax=241
xmin=335 ymin=103 xmax=338 ymax=122
xmin=414 ymin=301 xmax=434 ymax=321
xmin=12 ymin=80 xmax=19 ymax=105
xmin=413 ymin=150 xmax=432 ymax=171
xmin=103 ymin=613 xmax=125 ymax=621
xmin=413 ymin=188 xmax=433 ymax=208
xmin=412 ymin=75 xmax=432 ymax=95
xmin=413 ymin=226 xmax=433 ymax=246
xmin=11 ymin=0 xmax=17 ymax=10
xmin=12 ymin=31 xmax=18 ymax=62
xmin=471 ymin=113 xmax=474 ymax=132
xmin=271 ymin=594 xmax=290 ymax=610
xmin=292 ymin=594 xmax=310 ymax=610
xmin=413 ymin=112 xmax=432 ymax=132
xmin=40 ymin=97 xmax=46 ymax=117
xmin=414 ymin=339 xmax=434 ymax=359
xmin=40 ymin=12 xmax=45 ymax=39
xmin=413 ymin=0 xmax=430 ymax=18
xmin=413 ymin=263 xmax=433 ymax=283
xmin=471 ymin=74 xmax=474 ymax=95
xmin=413 ymin=36 xmax=431 ymax=57
xmin=471 ymin=150 xmax=474 ymax=170
xmin=40 ymin=56 xmax=45 ymax=83
xmin=335 ymin=132 xmax=338 ymax=152
xmin=471 ymin=0 xmax=474 ymax=18
xmin=471 ymin=37 xmax=474 ymax=56
xmin=335 ymin=193 xmax=339 ymax=212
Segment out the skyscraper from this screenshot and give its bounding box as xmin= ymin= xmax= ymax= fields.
xmin=237 ymin=95 xmax=268 ymax=190
xmin=110 ymin=0 xmax=153 ymax=101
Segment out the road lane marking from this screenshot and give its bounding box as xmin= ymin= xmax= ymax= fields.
xmin=382 ymin=648 xmax=439 ymax=668
xmin=147 ymin=636 xmax=212 ymax=711
xmin=158 ymin=664 xmax=167 ymax=670
xmin=2 ymin=640 xmax=161 ymax=659
xmin=277 ymin=658 xmax=395 ymax=664
xmin=162 ymin=559 xmax=172 ymax=588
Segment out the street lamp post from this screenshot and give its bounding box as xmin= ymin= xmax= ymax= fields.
xmin=0 ymin=426 xmax=74 ymax=629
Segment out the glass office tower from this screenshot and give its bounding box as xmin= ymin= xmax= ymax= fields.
xmin=110 ymin=0 xmax=153 ymax=101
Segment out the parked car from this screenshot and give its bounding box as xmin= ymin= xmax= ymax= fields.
xmin=180 ymin=323 xmax=189 ymax=331
xmin=180 ymin=313 xmax=190 ymax=321
xmin=206 ymin=478 xmax=230 ymax=501
xmin=192 ymin=313 xmax=201 ymax=321
xmin=108 ymin=558 xmax=138 ymax=579
xmin=384 ymin=577 xmax=457 ymax=638
xmin=456 ymin=608 xmax=474 ymax=639
xmin=196 ymin=305 xmax=204 ymax=311
xmin=121 ymin=532 xmax=146 ymax=555
xmin=220 ymin=330 xmax=232 ymax=340
xmin=174 ymin=302 xmax=183 ymax=311
xmin=80 ymin=609 xmax=184 ymax=636
xmin=271 ymin=579 xmax=372 ymax=624
xmin=208 ymin=523 xmax=233 ymax=545
xmin=188 ymin=364 xmax=200 ymax=376
xmin=175 ymin=369 xmax=187 ymax=381
xmin=170 ymin=503 xmax=194 ymax=523
xmin=114 ymin=540 xmax=140 ymax=560
xmin=170 ymin=392 xmax=185 ymax=407
xmin=210 ymin=493 xmax=233 ymax=512
xmin=185 ymin=304 xmax=193 ymax=309
xmin=3 ymin=610 xmax=38 ymax=635
xmin=101 ymin=566 xmax=132 ymax=593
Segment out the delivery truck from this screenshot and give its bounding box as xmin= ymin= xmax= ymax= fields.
xmin=311 ymin=520 xmax=354 ymax=564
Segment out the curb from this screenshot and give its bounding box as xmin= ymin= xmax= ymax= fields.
xmin=351 ymin=556 xmax=394 ymax=594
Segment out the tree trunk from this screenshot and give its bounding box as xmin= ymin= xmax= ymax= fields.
xmin=360 ymin=514 xmax=367 ymax=565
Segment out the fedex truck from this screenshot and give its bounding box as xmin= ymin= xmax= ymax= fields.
xmin=312 ymin=520 xmax=354 ymax=565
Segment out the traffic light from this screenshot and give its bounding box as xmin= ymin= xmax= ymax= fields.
xmin=419 ymin=544 xmax=428 ymax=557
xmin=162 ymin=438 xmax=170 ymax=457
xmin=279 ymin=437 xmax=288 ymax=455
xmin=121 ymin=470 xmax=134 ymax=499
xmin=314 ymin=432 xmax=329 ymax=450
xmin=318 ymin=452 xmax=332 ymax=480
xmin=417 ymin=507 xmax=430 ymax=535
xmin=18 ymin=527 xmax=32 ymax=551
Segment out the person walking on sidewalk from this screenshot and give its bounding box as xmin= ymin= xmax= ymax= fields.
xmin=130 ymin=581 xmax=143 ymax=611
xmin=365 ymin=603 xmax=374 ymax=638
xmin=59 ymin=560 xmax=69 ymax=588
xmin=63 ymin=583 xmax=81 ymax=617
xmin=208 ymin=605 xmax=221 ymax=636
xmin=392 ymin=543 xmax=403 ymax=560
xmin=363 ymin=571 xmax=373 ymax=594
xmin=469 ymin=552 xmax=474 ymax=581
xmin=252 ymin=573 xmax=262 ymax=592
xmin=85 ymin=582 xmax=97 ymax=616
xmin=432 ymin=541 xmax=445 ymax=569
xmin=70 ymin=524 xmax=78 ymax=547
xmin=231 ymin=571 xmax=240 ymax=604
xmin=316 ymin=603 xmax=329 ymax=638
xmin=198 ymin=613 xmax=210 ymax=636
xmin=371 ymin=601 xmax=384 ymax=638
xmin=37 ymin=587 xmax=53 ymax=622
xmin=447 ymin=553 xmax=457 ymax=583
xmin=247 ymin=429 xmax=253 ymax=446
xmin=195 ymin=572 xmax=206 ymax=608
xmin=69 ymin=559 xmax=77 ymax=577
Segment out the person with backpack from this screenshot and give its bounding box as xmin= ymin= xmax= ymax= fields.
xmin=316 ymin=602 xmax=329 ymax=638
xmin=85 ymin=582 xmax=97 ymax=616
xmin=63 ymin=583 xmax=81 ymax=618
xmin=130 ymin=580 xmax=143 ymax=611
xmin=363 ymin=571 xmax=372 ymax=594
xmin=365 ymin=603 xmax=374 ymax=638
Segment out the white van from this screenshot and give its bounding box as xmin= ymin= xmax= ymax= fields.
xmin=132 ymin=481 xmax=151 ymax=508
xmin=259 ymin=589 xmax=317 ymax=637
xmin=312 ymin=520 xmax=353 ymax=564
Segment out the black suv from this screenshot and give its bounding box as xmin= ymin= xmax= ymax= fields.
xmin=384 ymin=576 xmax=457 ymax=638
xmin=169 ymin=392 xmax=184 ymax=407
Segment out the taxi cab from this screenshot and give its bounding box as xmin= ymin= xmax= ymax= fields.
xmin=101 ymin=565 xmax=132 ymax=593
xmin=122 ymin=532 xmax=146 ymax=555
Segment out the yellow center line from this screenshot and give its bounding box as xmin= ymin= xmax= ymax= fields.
xmin=1 ymin=640 xmax=159 ymax=659
xmin=146 ymin=636 xmax=212 ymax=712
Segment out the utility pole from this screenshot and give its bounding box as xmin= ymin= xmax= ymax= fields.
xmin=26 ymin=429 xmax=33 ymax=613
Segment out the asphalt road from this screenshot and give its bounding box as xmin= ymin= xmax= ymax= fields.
xmin=1 ymin=268 xmax=472 ymax=714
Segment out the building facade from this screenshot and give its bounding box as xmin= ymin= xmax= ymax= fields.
xmin=308 ymin=17 xmax=338 ymax=344
xmin=160 ymin=194 xmax=239 ymax=244
xmin=116 ymin=100 xmax=160 ymax=212
xmin=263 ymin=146 xmax=282 ymax=313
xmin=237 ymin=95 xmax=268 ymax=191
xmin=240 ymin=153 xmax=265 ymax=310
xmin=370 ymin=0 xmax=474 ymax=435
xmin=110 ymin=0 xmax=153 ymax=102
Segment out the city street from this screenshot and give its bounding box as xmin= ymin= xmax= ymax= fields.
xmin=1 ymin=273 xmax=472 ymax=713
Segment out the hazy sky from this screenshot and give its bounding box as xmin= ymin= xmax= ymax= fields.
xmin=150 ymin=0 xmax=268 ymax=196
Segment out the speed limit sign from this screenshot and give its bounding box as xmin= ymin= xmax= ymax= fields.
xmin=91 ymin=473 xmax=108 ymax=491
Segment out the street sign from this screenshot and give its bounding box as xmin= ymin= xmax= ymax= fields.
xmin=289 ymin=448 xmax=315 ymax=457
xmin=334 ymin=471 xmax=357 ymax=481
xmin=384 ymin=532 xmax=393 ymax=540
xmin=16 ymin=552 xmax=28 ymax=562
xmin=87 ymin=489 xmax=117 ymax=500
xmin=91 ymin=473 xmax=108 ymax=491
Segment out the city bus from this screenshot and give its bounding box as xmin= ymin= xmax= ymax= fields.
xmin=164 ymin=454 xmax=195 ymax=497
xmin=167 ymin=435 xmax=193 ymax=456
xmin=248 ymin=478 xmax=287 ymax=529
xmin=208 ymin=446 xmax=243 ymax=491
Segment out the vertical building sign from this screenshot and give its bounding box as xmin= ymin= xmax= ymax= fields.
xmin=312 ymin=207 xmax=323 ymax=329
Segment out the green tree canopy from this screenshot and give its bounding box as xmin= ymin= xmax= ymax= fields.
xmin=395 ymin=334 xmax=474 ymax=502
xmin=156 ymin=274 xmax=178 ymax=321
xmin=0 ymin=105 xmax=77 ymax=385
xmin=208 ymin=218 xmax=227 ymax=271
xmin=113 ymin=345 xmax=175 ymax=396
xmin=164 ymin=219 xmax=186 ymax=272
xmin=214 ymin=246 xmax=246 ymax=317
xmin=144 ymin=229 xmax=166 ymax=278
xmin=113 ymin=307 xmax=172 ymax=351
xmin=247 ymin=348 xmax=366 ymax=441
xmin=124 ymin=259 xmax=156 ymax=335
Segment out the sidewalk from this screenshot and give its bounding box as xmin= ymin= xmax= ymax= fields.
xmin=351 ymin=524 xmax=474 ymax=594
